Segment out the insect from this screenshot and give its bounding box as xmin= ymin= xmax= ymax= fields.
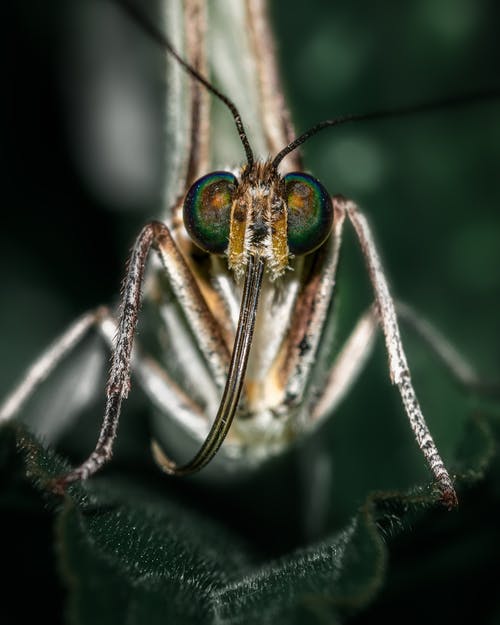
xmin=1 ymin=0 xmax=498 ymax=509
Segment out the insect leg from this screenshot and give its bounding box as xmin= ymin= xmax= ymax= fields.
xmin=337 ymin=195 xmax=458 ymax=508
xmin=52 ymin=221 xmax=230 ymax=489
xmin=275 ymin=205 xmax=346 ymax=410
xmin=0 ymin=296 xmax=207 ymax=441
xmin=396 ymin=301 xmax=498 ymax=395
xmin=0 ymin=307 xmax=110 ymax=424
xmin=310 ymin=297 xmax=497 ymax=425
xmin=309 ymin=306 xmax=378 ymax=423
xmin=98 ymin=315 xmax=208 ymax=433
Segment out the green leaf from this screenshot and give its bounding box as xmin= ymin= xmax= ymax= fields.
xmin=2 ymin=406 xmax=497 ymax=625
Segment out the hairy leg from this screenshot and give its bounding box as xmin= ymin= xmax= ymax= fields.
xmin=0 ymin=307 xmax=110 ymax=424
xmin=335 ymin=195 xmax=457 ymax=508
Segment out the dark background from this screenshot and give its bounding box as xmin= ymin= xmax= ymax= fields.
xmin=1 ymin=0 xmax=499 ymax=623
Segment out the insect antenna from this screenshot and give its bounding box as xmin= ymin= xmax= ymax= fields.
xmin=116 ymin=0 xmax=254 ymax=167
xmin=273 ymin=87 xmax=500 ymax=168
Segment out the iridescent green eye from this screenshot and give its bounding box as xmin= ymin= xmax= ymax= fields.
xmin=183 ymin=171 xmax=237 ymax=254
xmin=284 ymin=172 xmax=333 ymax=255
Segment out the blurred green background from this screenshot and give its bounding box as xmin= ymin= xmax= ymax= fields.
xmin=1 ymin=0 xmax=499 ymax=623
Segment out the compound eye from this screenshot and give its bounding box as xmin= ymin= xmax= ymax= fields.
xmin=183 ymin=171 xmax=237 ymax=254
xmin=284 ymin=172 xmax=333 ymax=255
